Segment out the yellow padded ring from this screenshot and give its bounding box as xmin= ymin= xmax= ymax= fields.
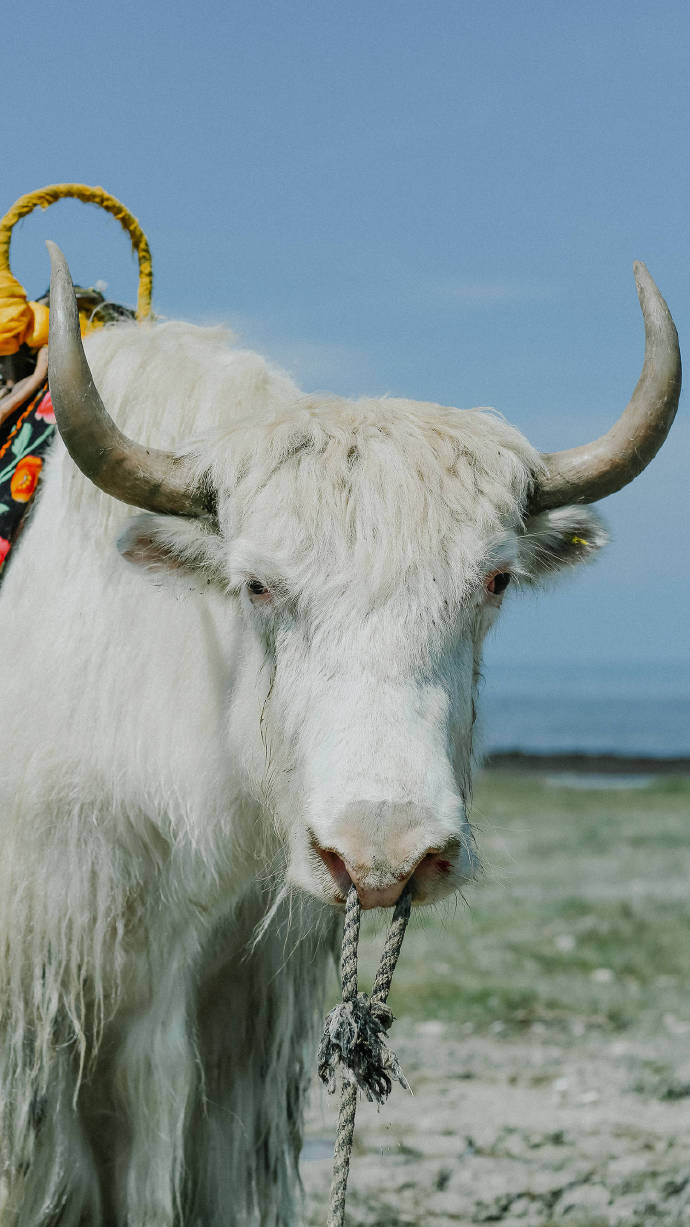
xmin=0 ymin=183 xmax=153 ymax=321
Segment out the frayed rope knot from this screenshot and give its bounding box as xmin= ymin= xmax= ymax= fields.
xmin=318 ymin=992 xmax=410 ymax=1104
xmin=319 ymin=882 xmax=412 ymax=1227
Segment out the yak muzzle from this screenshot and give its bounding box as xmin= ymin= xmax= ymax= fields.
xmin=311 ymin=828 xmax=460 ymax=909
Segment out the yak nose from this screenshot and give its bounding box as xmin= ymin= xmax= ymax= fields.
xmin=313 ymin=841 xmax=455 ymax=909
xmin=309 ymin=801 xmax=459 ymax=908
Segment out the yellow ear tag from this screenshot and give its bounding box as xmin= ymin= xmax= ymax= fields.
xmin=571 ymin=535 xmax=590 ymax=547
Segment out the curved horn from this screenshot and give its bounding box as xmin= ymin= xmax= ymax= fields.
xmin=47 ymin=241 xmax=211 ymax=517
xmin=530 ymin=262 xmax=681 ymax=511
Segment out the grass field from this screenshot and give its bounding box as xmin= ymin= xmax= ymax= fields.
xmin=378 ymin=770 xmax=690 ymax=1038
xmin=303 ymin=769 xmax=690 ymax=1226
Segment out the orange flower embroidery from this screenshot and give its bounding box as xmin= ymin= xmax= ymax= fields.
xmin=10 ymin=455 xmax=43 ymax=503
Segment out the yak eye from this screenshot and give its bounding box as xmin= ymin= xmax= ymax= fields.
xmin=486 ymin=571 xmax=511 ymax=597
xmin=247 ymin=579 xmax=270 ymax=598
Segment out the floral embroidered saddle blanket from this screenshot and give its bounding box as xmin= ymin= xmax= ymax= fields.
xmin=0 ymin=281 xmax=134 ymax=584
xmin=0 ymin=381 xmax=55 ymax=578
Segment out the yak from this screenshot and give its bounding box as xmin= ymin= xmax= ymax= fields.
xmin=0 ymin=243 xmax=680 ymax=1226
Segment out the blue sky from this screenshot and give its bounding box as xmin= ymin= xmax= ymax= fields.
xmin=5 ymin=1 xmax=688 ymax=669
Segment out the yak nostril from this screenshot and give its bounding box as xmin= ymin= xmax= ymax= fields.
xmin=312 ymin=843 xmax=352 ymax=899
xmin=412 ymin=843 xmax=459 ymax=892
xmin=424 ymin=851 xmax=452 ymax=873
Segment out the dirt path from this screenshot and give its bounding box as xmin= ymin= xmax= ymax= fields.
xmin=302 ymin=1020 xmax=690 ymax=1225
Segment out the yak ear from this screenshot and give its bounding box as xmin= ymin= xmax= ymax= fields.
xmin=517 ymin=506 xmax=608 ymax=582
xmin=117 ymin=513 xmax=226 ymax=582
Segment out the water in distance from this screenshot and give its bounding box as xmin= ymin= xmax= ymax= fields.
xmin=479 ymin=659 xmax=690 ymax=759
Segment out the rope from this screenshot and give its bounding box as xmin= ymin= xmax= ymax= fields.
xmin=318 ymin=883 xmax=412 ymax=1227
xmin=0 ymin=184 xmax=153 ymax=320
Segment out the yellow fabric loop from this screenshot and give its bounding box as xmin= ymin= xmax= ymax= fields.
xmin=25 ymin=302 xmax=50 ymax=349
xmin=0 ymin=183 xmax=153 ymax=354
xmin=0 ymin=271 xmax=33 ymax=357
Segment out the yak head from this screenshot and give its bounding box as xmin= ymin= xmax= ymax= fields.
xmin=45 ymin=243 xmax=680 ymax=910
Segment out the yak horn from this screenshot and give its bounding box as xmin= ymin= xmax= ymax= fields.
xmin=47 ymin=241 xmax=211 ymax=517
xmin=530 ymin=261 xmax=681 ymax=511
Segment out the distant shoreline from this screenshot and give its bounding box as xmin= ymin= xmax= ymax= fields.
xmin=483 ymin=751 xmax=690 ymax=775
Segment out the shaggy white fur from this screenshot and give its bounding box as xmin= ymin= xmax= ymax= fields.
xmin=0 ymin=319 xmax=606 ymax=1226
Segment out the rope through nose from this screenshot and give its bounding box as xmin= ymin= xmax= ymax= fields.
xmin=318 ymin=882 xmax=412 ymax=1227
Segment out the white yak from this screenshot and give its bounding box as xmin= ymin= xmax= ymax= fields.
xmin=0 ymin=246 xmax=680 ymax=1226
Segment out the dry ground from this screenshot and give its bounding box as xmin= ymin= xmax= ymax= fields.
xmin=301 ymin=769 xmax=690 ymax=1226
